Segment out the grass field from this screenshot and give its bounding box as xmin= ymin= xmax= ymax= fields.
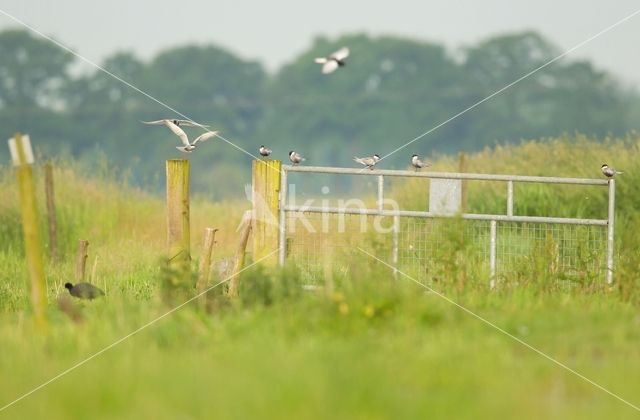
xmin=1 ymin=135 xmax=639 ymax=419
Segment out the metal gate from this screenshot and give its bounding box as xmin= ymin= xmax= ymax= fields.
xmin=277 ymin=165 xmax=615 ymax=286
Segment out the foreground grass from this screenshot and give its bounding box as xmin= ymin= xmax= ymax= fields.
xmin=1 ymin=136 xmax=639 ymax=418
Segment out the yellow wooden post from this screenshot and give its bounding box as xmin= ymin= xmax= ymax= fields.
xmin=166 ymin=160 xmax=191 ymax=280
xmin=8 ymin=133 xmax=47 ymax=330
xmin=252 ymin=160 xmax=281 ymax=266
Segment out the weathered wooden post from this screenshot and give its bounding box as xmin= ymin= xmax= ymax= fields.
xmin=252 ymin=160 xmax=281 ymax=266
xmin=228 ymin=211 xmax=253 ymax=298
xmin=196 ymin=227 xmax=218 ymax=306
xmin=75 ymin=240 xmax=89 ymax=282
xmin=166 ymin=159 xmax=191 ymax=282
xmin=8 ymin=133 xmax=47 ymax=329
xmin=44 ymin=162 xmax=59 ymax=262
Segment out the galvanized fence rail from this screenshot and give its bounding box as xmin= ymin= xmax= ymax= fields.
xmin=277 ymin=165 xmax=615 ymax=286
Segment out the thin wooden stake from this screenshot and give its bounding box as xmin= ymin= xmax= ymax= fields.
xmin=44 ymin=162 xmax=59 ymax=262
xmin=196 ymin=228 xmax=218 ymax=306
xmin=166 ymin=159 xmax=191 ymax=282
xmin=228 ymin=211 xmax=252 ymax=298
xmin=8 ymin=133 xmax=47 ymax=330
xmin=76 ymin=240 xmax=89 ymax=282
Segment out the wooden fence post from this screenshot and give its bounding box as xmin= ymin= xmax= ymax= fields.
xmin=76 ymin=240 xmax=89 ymax=282
xmin=166 ymin=160 xmax=191 ymax=281
xmin=44 ymin=162 xmax=59 ymax=262
xmin=252 ymin=160 xmax=281 ymax=266
xmin=8 ymin=133 xmax=47 ymax=330
xmin=228 ymin=211 xmax=253 ymax=298
xmin=196 ymin=228 xmax=218 ymax=306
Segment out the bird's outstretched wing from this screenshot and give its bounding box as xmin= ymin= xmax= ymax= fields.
xmin=162 ymin=120 xmax=190 ymax=146
xmin=192 ymin=131 xmax=220 ymax=145
xmin=330 ymin=47 xmax=349 ymax=61
xmin=141 ymin=119 xmax=168 ymax=125
xmin=175 ymin=119 xmax=210 ymax=128
xmin=322 ymin=60 xmax=339 ymax=74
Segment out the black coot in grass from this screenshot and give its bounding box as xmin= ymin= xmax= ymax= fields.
xmin=65 ymin=282 xmax=105 ymax=300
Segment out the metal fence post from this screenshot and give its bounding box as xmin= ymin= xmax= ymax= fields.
xmin=392 ymin=215 xmax=399 ymax=278
xmin=377 ymin=175 xmax=384 ymax=212
xmin=606 ymin=179 xmax=615 ymax=284
xmin=507 ymin=180 xmax=514 ymax=217
xmin=490 ymin=220 xmax=497 ymax=289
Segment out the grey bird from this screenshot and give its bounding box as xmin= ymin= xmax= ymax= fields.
xmin=411 ymin=154 xmax=430 ymax=171
xmin=315 ymin=47 xmax=350 ymax=74
xmin=259 ymin=145 xmax=272 ymax=157
xmin=142 ymin=119 xmax=218 ymax=153
xmin=289 ymin=150 xmax=305 ymax=165
xmin=601 ymin=164 xmax=623 ymax=178
xmin=353 ymin=154 xmax=380 ymax=170
xmin=65 ymin=282 xmax=105 ymax=300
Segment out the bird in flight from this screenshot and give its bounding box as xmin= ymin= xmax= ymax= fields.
xmin=142 ymin=119 xmax=209 ymax=128
xmin=289 ymin=151 xmax=305 ymax=165
xmin=411 ymin=155 xmax=431 ymax=171
xmin=601 ymin=164 xmax=623 ymax=178
xmin=353 ymin=154 xmax=380 ymax=170
xmin=142 ymin=119 xmax=218 ymax=153
xmin=315 ymin=47 xmax=350 ymax=74
xmin=259 ymin=145 xmax=272 ymax=157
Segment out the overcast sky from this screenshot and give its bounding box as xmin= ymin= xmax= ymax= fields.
xmin=1 ymin=1 xmax=639 ymax=87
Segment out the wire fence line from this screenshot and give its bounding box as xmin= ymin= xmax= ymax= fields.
xmin=276 ymin=165 xmax=615 ymax=288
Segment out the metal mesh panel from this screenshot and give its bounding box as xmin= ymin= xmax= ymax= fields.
xmin=285 ymin=212 xmax=608 ymax=287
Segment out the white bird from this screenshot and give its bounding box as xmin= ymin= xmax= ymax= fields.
xmin=142 ymin=119 xmax=218 ymax=153
xmin=289 ymin=150 xmax=305 ymax=165
xmin=601 ymin=164 xmax=623 ymax=178
xmin=411 ymin=154 xmax=430 ymax=171
xmin=315 ymin=47 xmax=350 ymax=74
xmin=142 ymin=119 xmax=209 ymax=128
xmin=353 ymin=154 xmax=380 ymax=170
xmin=259 ymin=145 xmax=272 ymax=157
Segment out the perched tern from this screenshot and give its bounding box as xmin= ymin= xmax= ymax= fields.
xmin=601 ymin=164 xmax=623 ymax=178
xmin=289 ymin=151 xmax=305 ymax=165
xmin=411 ymin=154 xmax=430 ymax=171
xmin=259 ymin=145 xmax=272 ymax=157
xmin=143 ymin=119 xmax=218 ymax=153
xmin=353 ymin=154 xmax=380 ymax=170
xmin=315 ymin=47 xmax=350 ymax=74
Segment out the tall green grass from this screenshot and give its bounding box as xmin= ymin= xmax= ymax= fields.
xmin=0 ymin=135 xmax=639 ymax=419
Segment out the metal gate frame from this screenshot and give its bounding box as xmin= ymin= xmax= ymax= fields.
xmin=277 ymin=165 xmax=615 ymax=285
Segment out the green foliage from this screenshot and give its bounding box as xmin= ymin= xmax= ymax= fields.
xmin=1 ymin=29 xmax=639 ymax=196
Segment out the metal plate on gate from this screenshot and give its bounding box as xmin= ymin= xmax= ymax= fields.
xmin=429 ymin=178 xmax=461 ymax=215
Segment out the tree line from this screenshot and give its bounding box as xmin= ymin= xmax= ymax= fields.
xmin=0 ymin=29 xmax=638 ymax=196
